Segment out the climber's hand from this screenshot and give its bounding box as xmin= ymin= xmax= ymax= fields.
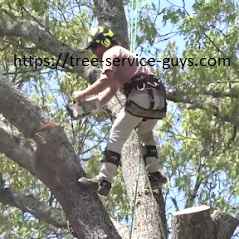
xmin=72 ymin=90 xmax=86 ymax=103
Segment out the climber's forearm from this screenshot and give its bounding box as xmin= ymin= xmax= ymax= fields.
xmin=98 ymin=87 xmax=117 ymax=106
xmin=74 ymin=75 xmax=109 ymax=100
xmin=83 ymin=77 xmax=108 ymax=96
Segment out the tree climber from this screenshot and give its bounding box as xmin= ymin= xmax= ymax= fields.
xmin=68 ymin=26 xmax=167 ymax=196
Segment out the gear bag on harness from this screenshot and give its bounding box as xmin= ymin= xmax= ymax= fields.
xmin=123 ymin=74 xmax=167 ymax=119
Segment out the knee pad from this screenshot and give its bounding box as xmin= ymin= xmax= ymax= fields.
xmin=143 ymin=145 xmax=158 ymax=163
xmin=101 ymin=150 xmax=121 ymax=167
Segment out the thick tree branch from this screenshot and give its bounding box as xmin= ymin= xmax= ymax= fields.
xmin=212 ymin=210 xmax=239 ymax=239
xmin=0 ymin=127 xmax=35 ymax=173
xmin=0 ymin=76 xmax=46 ymax=138
xmin=2 ymin=196 xmax=132 ymax=239
xmin=0 ymin=187 xmax=66 ymax=228
xmin=121 ymin=133 xmax=167 ymax=239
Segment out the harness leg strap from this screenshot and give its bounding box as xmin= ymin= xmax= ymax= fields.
xmin=147 ymin=88 xmax=155 ymax=109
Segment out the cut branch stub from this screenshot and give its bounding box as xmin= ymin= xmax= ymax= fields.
xmin=172 ymin=205 xmax=239 ymax=239
xmin=172 ymin=205 xmax=216 ymax=239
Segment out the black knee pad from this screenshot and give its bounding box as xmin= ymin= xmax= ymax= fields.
xmin=143 ymin=145 xmax=158 ymax=163
xmin=101 ymin=150 xmax=121 ymax=167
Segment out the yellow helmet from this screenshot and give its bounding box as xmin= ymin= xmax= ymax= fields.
xmin=86 ymin=26 xmax=116 ymax=49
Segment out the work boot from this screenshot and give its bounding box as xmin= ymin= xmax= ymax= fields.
xmin=148 ymin=171 xmax=167 ymax=190
xmin=78 ymin=177 xmax=111 ymax=196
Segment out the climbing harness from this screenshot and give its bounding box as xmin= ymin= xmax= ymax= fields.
xmin=124 ymin=74 xmax=167 ymax=119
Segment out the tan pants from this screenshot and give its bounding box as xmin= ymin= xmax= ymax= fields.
xmin=107 ymin=108 xmax=157 ymax=152
xmin=98 ymin=88 xmax=164 ymax=182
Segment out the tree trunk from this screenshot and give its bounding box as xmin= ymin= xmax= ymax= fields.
xmin=172 ymin=205 xmax=239 ymax=239
xmin=121 ymin=132 xmax=167 ymax=239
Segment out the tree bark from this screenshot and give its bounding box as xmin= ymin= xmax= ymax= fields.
xmin=211 ymin=210 xmax=239 ymax=239
xmin=171 ymin=205 xmax=239 ymax=239
xmin=121 ymin=132 xmax=167 ymax=239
